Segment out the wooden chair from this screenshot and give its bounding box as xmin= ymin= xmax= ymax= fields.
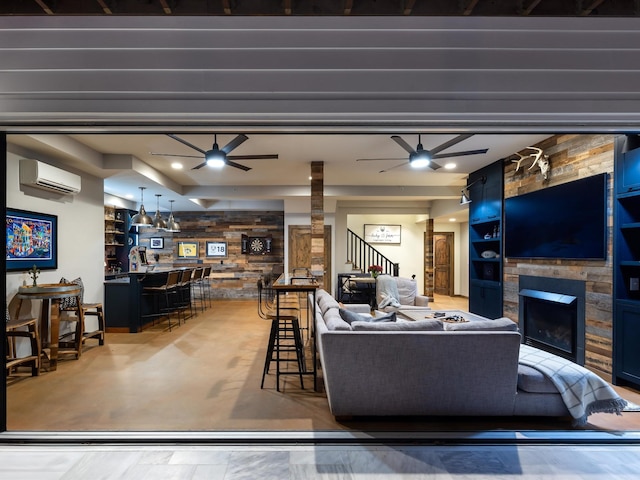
xmin=59 ymin=277 xmax=105 ymax=351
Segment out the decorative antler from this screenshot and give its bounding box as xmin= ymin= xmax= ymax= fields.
xmin=525 ymin=146 xmax=551 ymax=180
xmin=511 ymin=152 xmax=529 ymax=172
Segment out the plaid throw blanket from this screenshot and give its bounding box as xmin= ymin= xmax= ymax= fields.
xmin=519 ymin=345 xmax=627 ymax=426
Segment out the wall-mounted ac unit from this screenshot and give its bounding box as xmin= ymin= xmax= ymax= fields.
xmin=19 ymin=159 xmax=81 ymax=195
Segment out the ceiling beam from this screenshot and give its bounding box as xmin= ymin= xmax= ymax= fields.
xmin=462 ymin=0 xmax=480 ymax=16
xmin=403 ymin=0 xmax=416 ymax=15
xmin=580 ymin=0 xmax=606 ymax=16
xmin=34 ymin=0 xmax=54 ymax=14
xmin=95 ymin=0 xmax=113 ymax=14
xmin=158 ymin=0 xmax=172 ymax=14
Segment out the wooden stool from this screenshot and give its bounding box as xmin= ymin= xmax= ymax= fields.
xmin=79 ymin=303 xmax=105 ymax=346
xmin=6 ymin=317 xmax=41 ymax=377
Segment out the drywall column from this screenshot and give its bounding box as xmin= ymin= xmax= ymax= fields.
xmin=425 ymin=219 xmax=434 ymax=301
xmin=311 ymin=161 xmax=325 ymax=288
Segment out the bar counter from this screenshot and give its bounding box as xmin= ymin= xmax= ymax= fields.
xmin=104 ymin=269 xmax=176 ymax=333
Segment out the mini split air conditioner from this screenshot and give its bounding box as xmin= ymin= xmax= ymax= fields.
xmin=19 ymin=159 xmax=81 ymax=195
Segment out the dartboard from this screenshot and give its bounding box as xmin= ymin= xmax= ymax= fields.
xmin=250 ymin=237 xmax=266 ymax=254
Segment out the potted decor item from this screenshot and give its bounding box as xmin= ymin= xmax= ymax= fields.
xmin=368 ymin=265 xmax=383 ymax=278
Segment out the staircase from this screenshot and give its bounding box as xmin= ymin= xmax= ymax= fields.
xmin=346 ymin=229 xmax=399 ymax=276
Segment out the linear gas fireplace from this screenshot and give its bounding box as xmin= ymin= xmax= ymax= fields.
xmin=518 ymin=275 xmax=586 ymax=365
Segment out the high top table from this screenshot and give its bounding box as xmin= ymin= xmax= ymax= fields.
xmin=270 ymin=272 xmax=320 ymax=391
xmin=15 ymin=283 xmax=84 ymax=371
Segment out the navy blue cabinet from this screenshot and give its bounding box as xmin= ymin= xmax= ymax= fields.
xmin=468 ymin=160 xmax=503 ymax=319
xmin=613 ymin=134 xmax=640 ymax=388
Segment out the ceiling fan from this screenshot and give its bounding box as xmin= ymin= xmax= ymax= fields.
xmin=152 ymin=133 xmax=278 ymax=171
xmin=356 ymin=134 xmax=489 ymax=173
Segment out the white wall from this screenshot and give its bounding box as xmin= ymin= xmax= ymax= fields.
xmin=6 ymin=150 xmax=105 ymax=323
xmin=347 ymin=214 xmax=427 ymax=293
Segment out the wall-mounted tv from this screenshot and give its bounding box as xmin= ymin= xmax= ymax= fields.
xmin=504 ymin=173 xmax=607 ymax=260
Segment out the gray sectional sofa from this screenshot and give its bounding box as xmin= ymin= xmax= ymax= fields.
xmin=314 ymin=288 xmax=574 ymax=420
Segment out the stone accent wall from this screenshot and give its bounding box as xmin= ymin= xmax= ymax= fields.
xmin=503 ymin=134 xmax=615 ymax=376
xmin=139 ymin=210 xmax=284 ymax=299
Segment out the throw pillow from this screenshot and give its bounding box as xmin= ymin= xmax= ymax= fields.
xmin=443 ymin=317 xmax=518 ymax=332
xmin=339 ymin=308 xmax=396 ymax=325
xmin=59 ymin=277 xmax=84 ymax=310
xmin=351 ymin=318 xmax=443 ymax=331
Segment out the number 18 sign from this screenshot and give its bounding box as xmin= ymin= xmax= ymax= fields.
xmin=206 ymin=241 xmax=227 ymax=258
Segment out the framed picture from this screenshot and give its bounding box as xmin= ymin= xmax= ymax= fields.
xmin=6 ymin=208 xmax=58 ymax=271
xmin=149 ymin=237 xmax=164 ymax=249
xmin=177 ymin=241 xmax=199 ymax=258
xmin=206 ymin=241 xmax=227 ymax=258
xmin=364 ymin=224 xmax=401 ymax=244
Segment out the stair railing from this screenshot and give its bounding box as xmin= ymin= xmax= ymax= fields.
xmin=346 ymin=228 xmax=399 ymax=276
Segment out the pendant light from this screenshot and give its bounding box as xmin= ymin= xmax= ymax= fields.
xmin=165 ymin=199 xmax=181 ymax=232
xmin=152 ymin=194 xmax=167 ymax=230
xmin=130 ymin=186 xmax=154 ymax=227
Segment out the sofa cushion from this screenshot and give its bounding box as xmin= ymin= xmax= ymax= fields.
xmin=323 ymin=308 xmax=352 ymax=331
xmin=351 ymin=318 xmax=443 ymax=331
xmin=317 ymin=291 xmax=340 ymax=315
xmin=339 ymin=308 xmax=396 ymax=325
xmin=443 ymin=317 xmax=518 ymax=332
xmin=517 ymin=363 xmax=558 ymax=394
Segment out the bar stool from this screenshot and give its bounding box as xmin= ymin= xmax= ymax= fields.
xmin=59 ymin=277 xmax=105 ymax=350
xmin=258 ymin=280 xmax=305 ymax=390
xmin=200 ymin=265 xmax=212 ymax=309
xmin=141 ymin=270 xmax=182 ymax=331
xmin=190 ymin=267 xmax=204 ymax=313
xmin=176 ymin=268 xmax=195 ymax=320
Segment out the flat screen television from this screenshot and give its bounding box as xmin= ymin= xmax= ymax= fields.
xmin=504 ymin=173 xmax=607 ymax=260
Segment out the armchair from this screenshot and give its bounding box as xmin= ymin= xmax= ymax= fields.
xmin=375 ymin=275 xmax=430 ymax=312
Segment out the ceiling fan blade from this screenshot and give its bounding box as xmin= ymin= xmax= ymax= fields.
xmin=356 ymin=157 xmax=406 ymax=162
xmin=429 ymin=134 xmax=474 ymax=155
xmin=225 ymin=160 xmax=252 ymax=171
xmin=192 ymin=161 xmax=208 ymax=170
xmin=227 ymin=154 xmax=279 ymax=160
xmin=391 ymin=135 xmax=417 ymax=155
xmin=167 ymin=134 xmax=207 ymax=155
xmin=429 ymin=161 xmax=442 ymax=171
xmin=151 ymin=152 xmax=202 ymax=159
xmin=379 ymin=162 xmax=409 ymax=173
xmin=432 ymin=148 xmax=489 ymax=159
xmin=221 ymin=134 xmax=249 ymax=154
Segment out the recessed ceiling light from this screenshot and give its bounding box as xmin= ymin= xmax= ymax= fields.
xmin=449 ymin=218 xmax=456 ymax=222
xmin=125 ymin=193 xmax=134 ymax=199
xmin=444 ymin=163 xmax=457 ymax=170
xmin=171 ymin=162 xmax=183 ymax=170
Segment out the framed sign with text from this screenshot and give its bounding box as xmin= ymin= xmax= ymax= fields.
xmin=206 ymin=241 xmax=227 ymax=258
xmin=363 ymin=224 xmax=401 ymax=244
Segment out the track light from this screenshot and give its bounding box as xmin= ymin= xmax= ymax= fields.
xmin=460 ymin=175 xmax=487 ymax=205
xmin=130 ymin=187 xmax=154 ymax=227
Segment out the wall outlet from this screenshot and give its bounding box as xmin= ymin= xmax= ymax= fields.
xmin=630 ymin=277 xmax=640 ymax=291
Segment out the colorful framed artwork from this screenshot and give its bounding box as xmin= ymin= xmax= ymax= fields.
xmin=364 ymin=224 xmax=401 ymax=244
xmin=206 ymin=241 xmax=227 ymax=258
xmin=177 ymin=241 xmax=199 ymax=258
xmin=150 ymin=237 xmax=164 ymax=249
xmin=6 ymin=208 xmax=58 ymax=271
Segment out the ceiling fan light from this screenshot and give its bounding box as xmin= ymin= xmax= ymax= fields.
xmin=410 ymin=152 xmax=431 ymax=169
xmin=205 ymin=150 xmax=225 ymax=168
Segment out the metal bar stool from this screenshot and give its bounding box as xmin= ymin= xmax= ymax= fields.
xmin=141 ymin=270 xmax=182 ymax=331
xmin=190 ymin=267 xmax=204 ymax=313
xmin=258 ymin=280 xmax=305 ymax=390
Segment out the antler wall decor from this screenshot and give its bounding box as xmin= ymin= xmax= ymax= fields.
xmin=511 ymin=146 xmax=551 ymax=180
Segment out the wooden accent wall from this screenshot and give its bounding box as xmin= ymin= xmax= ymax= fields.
xmin=138 ymin=210 xmax=284 ymax=299
xmin=503 ymin=134 xmax=615 ymax=376
xmin=311 ymin=161 xmax=325 ymax=288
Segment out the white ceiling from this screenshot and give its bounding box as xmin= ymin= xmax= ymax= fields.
xmin=7 ymin=131 xmax=550 ymax=223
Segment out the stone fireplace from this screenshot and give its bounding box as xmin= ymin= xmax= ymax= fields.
xmin=518 ymin=275 xmax=586 ymax=365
